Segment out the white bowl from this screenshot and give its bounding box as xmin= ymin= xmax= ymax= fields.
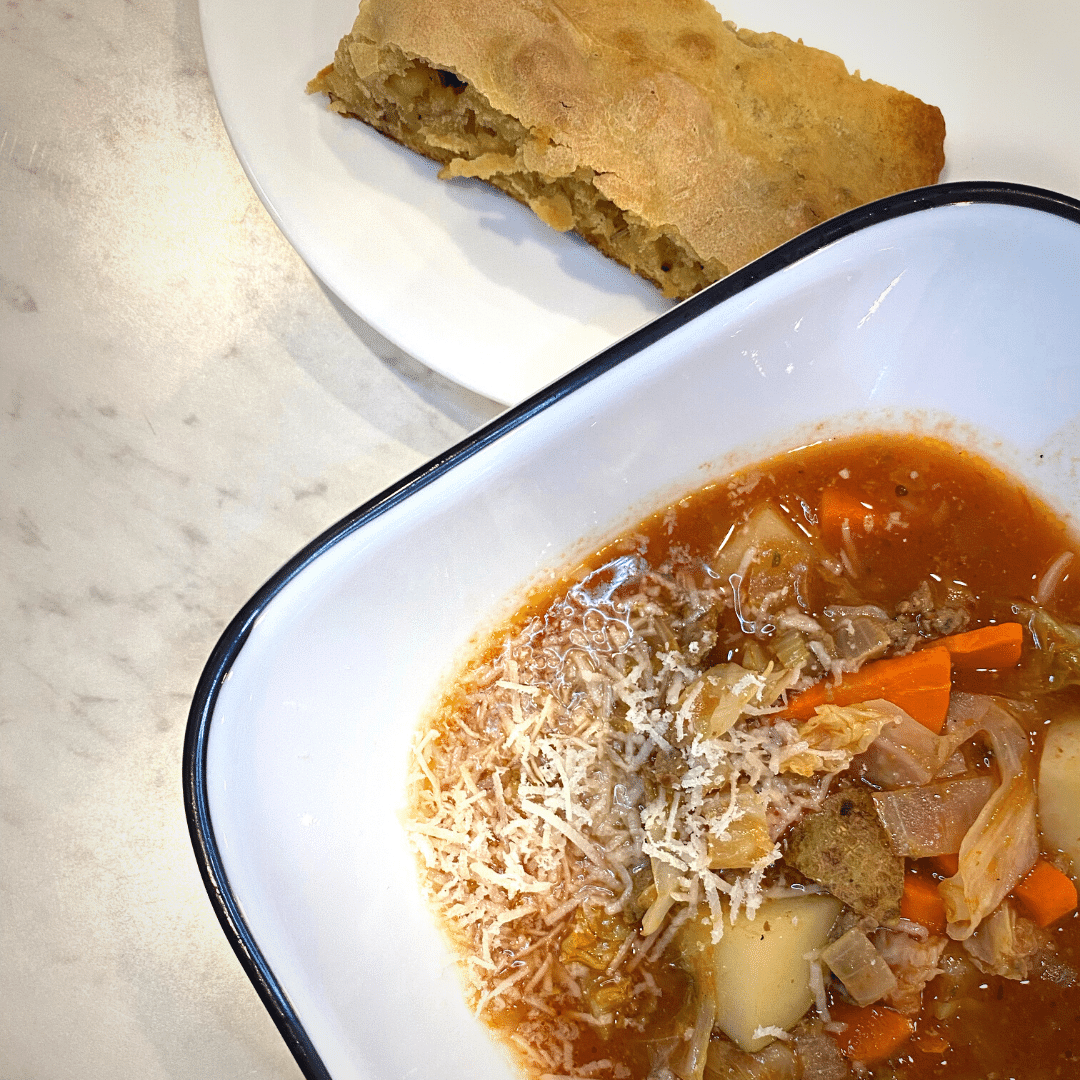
xmin=184 ymin=182 xmax=1080 ymax=1080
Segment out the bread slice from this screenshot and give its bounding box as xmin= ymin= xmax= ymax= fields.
xmin=308 ymin=0 xmax=945 ymax=299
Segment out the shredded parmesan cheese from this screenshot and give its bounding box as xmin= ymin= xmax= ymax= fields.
xmin=405 ymin=546 xmax=865 ymax=1080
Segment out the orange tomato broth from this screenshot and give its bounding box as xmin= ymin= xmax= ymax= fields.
xmin=465 ymin=433 xmax=1080 ymax=1079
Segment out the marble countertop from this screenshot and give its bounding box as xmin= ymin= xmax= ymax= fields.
xmin=0 ymin=0 xmax=499 ymax=1075
xmin=3 ymin=0 xmax=1079 ymax=1076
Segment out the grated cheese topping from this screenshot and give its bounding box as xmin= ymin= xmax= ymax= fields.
xmin=404 ymin=546 xmax=880 ymax=1078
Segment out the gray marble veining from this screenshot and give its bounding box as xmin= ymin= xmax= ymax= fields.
xmin=1 ymin=0 xmax=499 ymax=1074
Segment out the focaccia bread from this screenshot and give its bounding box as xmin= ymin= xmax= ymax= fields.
xmin=308 ymin=0 xmax=945 ymax=299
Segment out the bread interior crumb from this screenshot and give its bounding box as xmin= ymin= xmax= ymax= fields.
xmin=317 ymin=44 xmax=726 ymax=298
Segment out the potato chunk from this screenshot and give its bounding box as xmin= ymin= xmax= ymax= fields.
xmin=709 ymin=894 xmax=841 ymax=1052
xmin=1038 ymin=717 xmax=1080 ymax=876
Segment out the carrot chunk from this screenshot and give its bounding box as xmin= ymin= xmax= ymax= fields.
xmin=900 ymin=870 xmax=948 ymax=935
xmin=820 ymin=488 xmax=879 ymax=548
xmin=784 ymin=646 xmax=952 ymax=733
xmin=938 ymin=622 xmax=1023 ymax=669
xmin=828 ymin=1002 xmax=915 ymax=1063
xmin=1012 ymin=858 xmax=1078 ymax=927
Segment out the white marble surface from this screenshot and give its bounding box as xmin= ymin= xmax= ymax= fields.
xmin=0 ymin=0 xmax=500 ymax=1075
xmin=4 ymin=0 xmax=1080 ymax=1076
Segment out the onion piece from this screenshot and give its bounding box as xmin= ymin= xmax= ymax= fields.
xmin=780 ymin=700 xmax=901 ymax=777
xmin=674 ymin=989 xmax=717 ymax=1080
xmin=773 ymin=629 xmax=814 ymax=671
xmin=707 ymin=791 xmax=774 ymax=869
xmin=712 ymin=506 xmax=821 ymax=630
xmin=872 ymin=929 xmax=948 ymax=1016
xmin=936 ymin=750 xmax=968 ymax=778
xmin=872 ymin=775 xmax=996 ymax=857
xmin=830 ymin=614 xmax=892 ymax=667
xmin=1038 ymin=716 xmax=1080 ymax=875
xmin=962 ymin=901 xmax=1047 ymax=980
xmin=857 ymin=693 xmax=1039 ymax=939
xmin=820 ymin=928 xmax=897 ymax=1006
xmin=703 ymin=1038 xmax=800 ymax=1080
xmin=823 ymin=604 xmax=891 ymax=621
xmin=856 ymin=702 xmax=941 ymax=787
xmin=680 ymin=663 xmax=798 ymax=740
xmin=937 ymin=696 xmax=1039 ymax=940
xmin=1036 ymin=551 xmax=1075 ymax=607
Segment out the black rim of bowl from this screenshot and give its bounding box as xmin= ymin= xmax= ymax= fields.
xmin=183 ymin=180 xmax=1080 ymax=1080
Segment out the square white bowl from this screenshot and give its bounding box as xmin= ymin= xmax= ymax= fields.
xmin=184 ymin=182 xmax=1080 ymax=1080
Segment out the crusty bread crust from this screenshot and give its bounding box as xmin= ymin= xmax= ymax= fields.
xmin=309 ymin=0 xmax=945 ymax=299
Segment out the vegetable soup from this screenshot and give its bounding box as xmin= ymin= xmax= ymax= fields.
xmin=406 ymin=434 xmax=1080 ymax=1080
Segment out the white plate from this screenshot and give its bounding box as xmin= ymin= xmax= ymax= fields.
xmin=200 ymin=0 xmax=1080 ymax=404
xmin=185 ymin=188 xmax=1080 ymax=1080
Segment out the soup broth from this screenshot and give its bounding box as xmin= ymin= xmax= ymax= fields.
xmin=406 ymin=434 xmax=1080 ymax=1080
